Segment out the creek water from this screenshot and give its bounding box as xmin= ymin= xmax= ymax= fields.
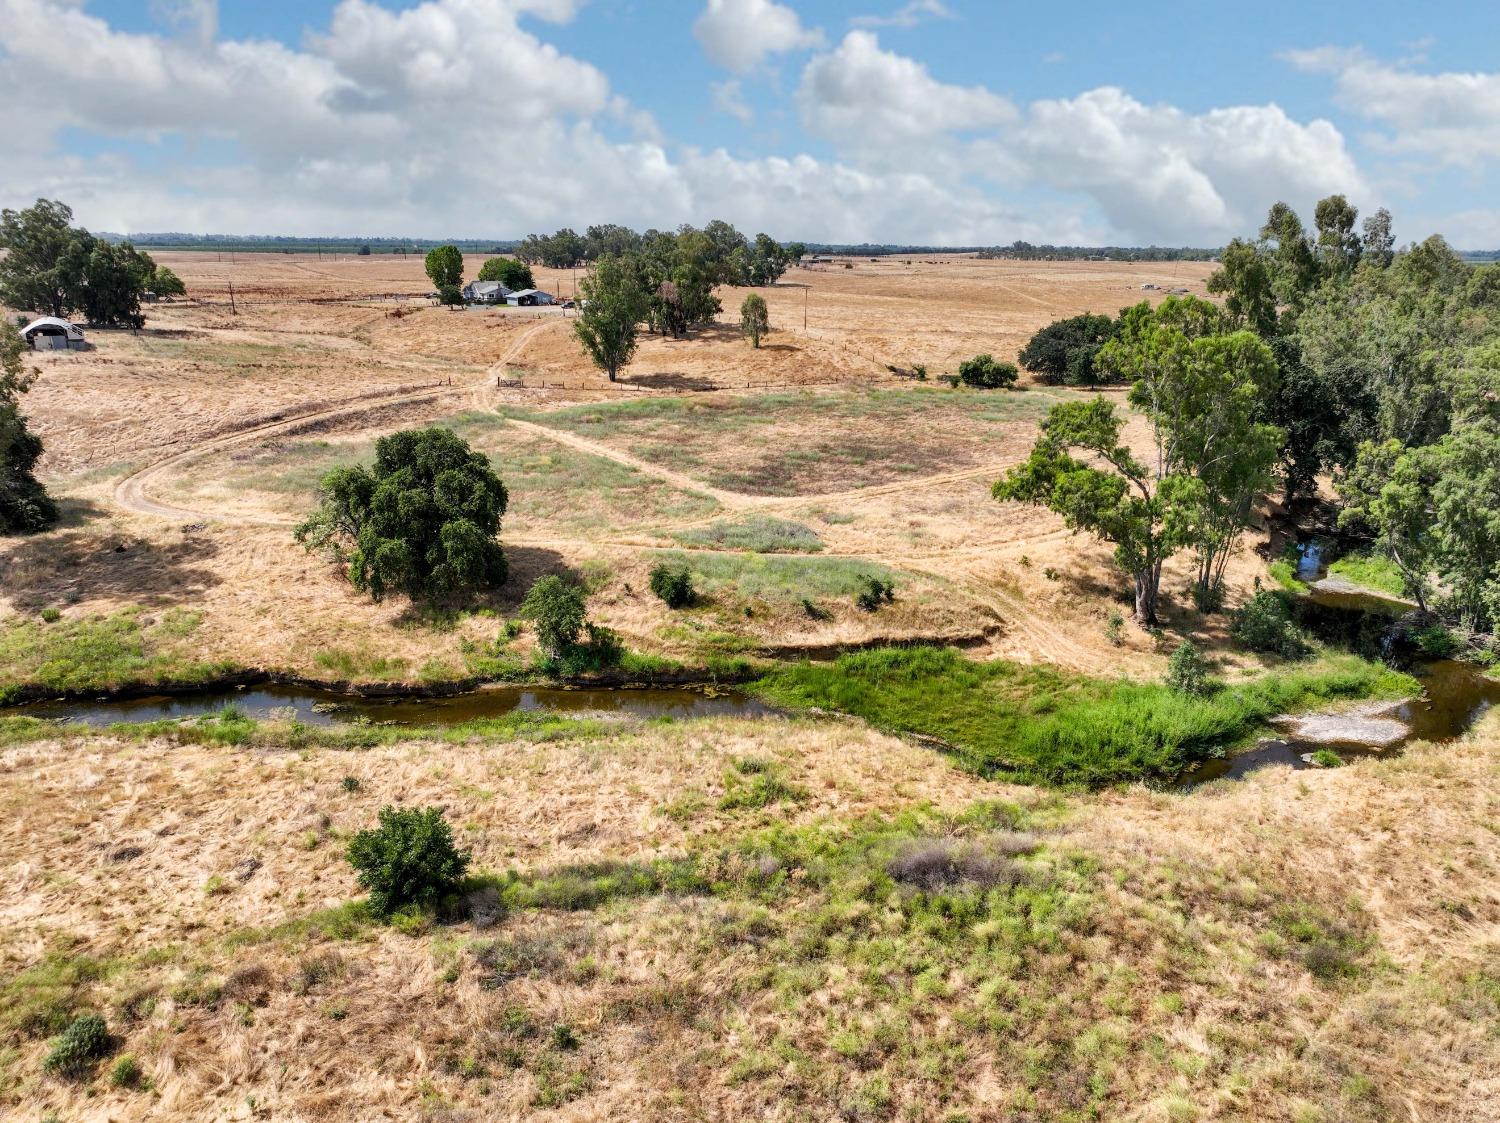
xmin=1178 ymin=567 xmax=1500 ymax=786
xmin=11 ymin=684 xmax=771 ymax=728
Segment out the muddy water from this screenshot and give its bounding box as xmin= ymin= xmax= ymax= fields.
xmin=1180 ymin=579 xmax=1500 ymax=786
xmin=12 ymin=684 xmax=772 ymax=728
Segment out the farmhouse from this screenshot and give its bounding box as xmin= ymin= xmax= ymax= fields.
xmin=504 ymin=288 xmax=555 ymax=306
xmin=20 ymin=317 xmax=86 ymax=351
xmin=462 ymin=280 xmax=510 ymax=304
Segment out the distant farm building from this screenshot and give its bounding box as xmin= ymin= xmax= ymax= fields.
xmin=504 ymin=289 xmax=555 ymax=307
xmin=462 ymin=280 xmax=510 ymax=304
xmin=21 ymin=317 xmax=86 ymax=351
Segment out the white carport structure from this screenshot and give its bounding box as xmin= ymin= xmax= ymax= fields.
xmin=21 ymin=317 xmax=87 ymax=350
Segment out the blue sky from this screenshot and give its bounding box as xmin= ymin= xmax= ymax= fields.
xmin=5 ymin=0 xmax=1500 ymax=246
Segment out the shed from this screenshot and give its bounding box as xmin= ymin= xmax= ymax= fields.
xmin=504 ymin=289 xmax=554 ymax=307
xmin=21 ymin=317 xmax=86 ymax=351
xmin=462 ymin=280 xmax=511 ymax=304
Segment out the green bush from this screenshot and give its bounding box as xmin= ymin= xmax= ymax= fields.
xmin=108 ymin=1053 xmax=144 ymax=1088
xmin=1414 ymin=622 xmax=1459 ymax=659
xmin=346 ymin=806 xmax=471 ymax=918
xmin=520 ymin=576 xmax=587 ymax=658
xmin=648 ymin=562 xmax=695 ymax=608
xmin=1166 ymin=640 xmax=1211 ymax=695
xmin=855 ymin=575 xmax=896 ymax=612
xmin=957 ymin=353 xmax=1019 ymax=389
xmin=43 ymin=1013 xmax=111 ymax=1077
xmin=1230 ymin=589 xmax=1313 ymax=659
xmin=39 ymin=607 xmax=60 ymax=623
xmin=1309 ymin=749 xmax=1344 ymax=768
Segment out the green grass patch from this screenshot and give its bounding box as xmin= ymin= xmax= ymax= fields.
xmin=1327 ymin=551 xmax=1409 ymax=599
xmin=0 ymin=607 xmax=237 ymax=705
xmin=650 ymin=550 xmax=902 ymax=605
xmin=755 ymin=646 xmax=1415 ymax=786
xmin=1268 ymin=559 xmax=1309 ymax=594
xmin=672 ymin=516 xmax=823 ymax=554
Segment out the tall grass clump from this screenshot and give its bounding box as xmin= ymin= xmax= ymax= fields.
xmin=756 ymin=646 xmax=1413 ymax=785
xmin=672 ymin=516 xmax=823 ymax=554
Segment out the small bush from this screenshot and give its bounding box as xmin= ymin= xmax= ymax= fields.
xmin=108 ymin=1053 xmax=144 ymax=1089
xmin=340 ymin=775 xmax=360 ymax=793
xmin=43 ymin=1013 xmax=111 ymax=1077
xmin=957 ymin=354 xmax=1019 ymax=389
xmin=1166 ymin=641 xmax=1211 ymax=696
xmin=40 ymin=607 xmax=61 ymax=623
xmin=886 ymin=836 xmax=1034 ymax=891
xmin=1309 ymin=749 xmax=1344 ymax=768
xmin=1105 ymin=609 xmax=1124 ymax=646
xmin=346 ymin=806 xmax=470 ymax=919
xmin=1231 ymin=589 xmax=1313 ymax=659
xmin=855 ymin=575 xmax=896 ymax=612
xmin=521 ymin=576 xmax=587 ymax=658
xmin=1414 ymin=622 xmax=1459 ymax=659
xmin=648 ymin=563 xmax=695 ymax=608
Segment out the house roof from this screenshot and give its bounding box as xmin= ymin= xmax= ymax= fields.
xmin=22 ymin=316 xmax=84 ymax=338
xmin=468 ymin=280 xmax=509 ymax=293
xmin=507 ymin=289 xmax=546 ymax=298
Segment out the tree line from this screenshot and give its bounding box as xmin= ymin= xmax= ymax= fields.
xmin=1000 ymin=196 xmax=1500 ymax=634
xmin=0 ymin=199 xmax=185 ymax=329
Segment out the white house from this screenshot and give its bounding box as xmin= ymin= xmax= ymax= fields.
xmin=504 ymin=289 xmax=555 ymax=307
xmin=462 ymin=280 xmax=510 ymax=304
xmin=21 ymin=317 xmax=86 ymax=351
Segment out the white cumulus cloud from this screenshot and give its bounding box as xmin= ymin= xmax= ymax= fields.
xmin=693 ymin=0 xmax=825 ymax=74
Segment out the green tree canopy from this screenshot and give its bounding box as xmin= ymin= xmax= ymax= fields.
xmin=1017 ymin=312 xmax=1120 ymax=385
xmin=575 ymin=254 xmax=647 ymax=381
xmin=424 ymin=244 xmax=463 ymax=292
xmin=150 ymin=266 xmax=186 ymax=297
xmin=476 ymin=257 xmax=534 ymax=289
xmin=295 ymin=427 xmax=508 ymax=602
xmin=0 ymin=198 xmax=78 ymax=317
xmin=740 ymin=292 xmax=769 ymax=348
xmin=0 ymin=320 xmax=56 ymax=533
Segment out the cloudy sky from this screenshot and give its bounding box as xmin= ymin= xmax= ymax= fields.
xmin=4 ymin=0 xmax=1500 ymax=247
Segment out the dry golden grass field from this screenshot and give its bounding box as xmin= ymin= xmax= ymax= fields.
xmin=3 ymin=252 xmax=1496 ymax=1122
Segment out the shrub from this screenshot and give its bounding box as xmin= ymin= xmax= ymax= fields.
xmin=346 ymin=806 xmax=470 ymax=919
xmin=648 ymin=562 xmax=695 ymax=608
xmin=1309 ymin=749 xmax=1343 ymax=768
xmin=108 ymin=1053 xmax=144 ymax=1089
xmin=1231 ymin=589 xmax=1313 ymax=658
xmin=39 ymin=607 xmax=60 ymax=623
xmin=1414 ymin=622 xmax=1459 ymax=659
xmin=855 ymin=575 xmax=896 ymax=612
xmin=957 ymin=353 xmax=1019 ymax=389
xmin=341 ymin=775 xmax=361 ymax=793
xmin=554 ymin=622 xmax=624 ymax=676
xmin=1105 ymin=609 xmax=1124 ymax=646
xmin=43 ymin=1013 xmax=111 ymax=1077
xmin=521 ymin=576 xmax=587 ymax=658
xmin=1166 ymin=640 xmax=1211 ymax=695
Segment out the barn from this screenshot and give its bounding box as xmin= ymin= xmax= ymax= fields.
xmin=504 ymin=289 xmax=555 ymax=307
xmin=20 ymin=317 xmax=87 ymax=351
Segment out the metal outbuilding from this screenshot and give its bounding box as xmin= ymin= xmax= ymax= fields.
xmin=20 ymin=317 xmax=86 ymax=351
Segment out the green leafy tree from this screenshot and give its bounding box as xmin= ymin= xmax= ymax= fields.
xmin=1100 ymin=297 xmax=1282 ymax=607
xmin=295 ymin=427 xmax=507 ymax=602
xmin=72 ymin=240 xmax=156 ymax=327
xmin=1361 ymin=207 xmax=1396 ymax=268
xmin=424 ymin=244 xmax=464 ymax=293
xmin=0 ymin=198 xmax=79 ymax=316
xmin=0 ymin=320 xmax=56 ymax=533
xmin=1017 ymin=313 xmax=1120 ymax=385
xmin=1338 ymin=438 xmax=1433 ymax=611
xmin=1165 ymin=640 xmax=1211 ymax=695
xmin=575 ymin=254 xmax=647 ymax=381
xmin=1314 ymin=194 xmax=1362 ymax=275
xmin=346 ymin=806 xmax=470 ymax=918
xmin=996 ymin=398 xmax=1186 ymax=624
xmin=957 ymin=354 xmax=1018 ymax=389
xmin=740 ymin=292 xmax=769 ymax=348
xmin=649 ymin=562 xmax=695 ymax=608
xmin=150 ymin=265 xmax=186 ymax=297
xmin=521 ymin=575 xmax=587 ymax=658
xmin=477 ymin=257 xmax=534 ymax=289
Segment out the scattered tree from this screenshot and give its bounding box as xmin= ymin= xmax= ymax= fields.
xmin=1017 ymin=313 xmax=1120 ymax=385
xmin=1165 ymin=640 xmax=1210 ymax=695
xmin=477 ymin=257 xmax=534 ymax=290
xmin=574 ymin=255 xmax=647 ymax=381
xmin=0 ymin=198 xmax=78 ymax=317
xmin=740 ymin=292 xmax=769 ymax=348
xmin=295 ymin=427 xmax=508 ymax=602
xmin=150 ymin=265 xmax=186 ymax=297
xmin=0 ymin=320 xmax=56 ymax=533
xmin=424 ymin=244 xmax=463 ymax=294
xmin=649 ymin=562 xmax=695 ymax=608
